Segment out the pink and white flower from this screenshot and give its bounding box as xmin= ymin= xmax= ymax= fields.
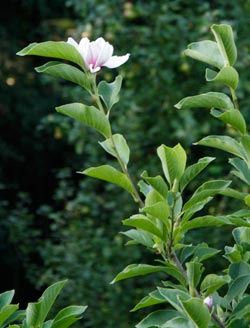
xmin=203 ymin=295 xmax=213 ymax=309
xmin=67 ymin=36 xmax=130 ymax=73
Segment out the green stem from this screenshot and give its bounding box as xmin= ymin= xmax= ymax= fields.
xmin=165 ymin=191 xmax=225 ymax=328
xmin=110 ymin=135 xmax=144 ymax=207
xmin=171 ymin=251 xmax=225 ymax=328
xmin=91 ymin=75 xmax=144 ymax=208
xmin=230 ymin=87 xmax=239 ymax=110
xmin=166 ymin=195 xmax=175 ymax=257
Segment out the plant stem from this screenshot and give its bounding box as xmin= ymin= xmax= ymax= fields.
xmin=109 ymin=134 xmax=144 ymax=207
xmin=91 ymin=75 xmax=144 ymax=208
xmin=171 ymin=251 xmax=226 ymax=328
xmin=211 ymin=313 xmax=226 ymax=328
xmin=165 ymin=192 xmax=225 ymax=328
xmin=230 ymin=87 xmax=239 ymax=110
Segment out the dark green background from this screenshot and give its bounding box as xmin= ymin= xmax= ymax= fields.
xmin=1 ymin=1 xmax=249 ymax=327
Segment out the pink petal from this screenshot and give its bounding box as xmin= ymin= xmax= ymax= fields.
xmin=104 ymin=54 xmax=130 ymax=68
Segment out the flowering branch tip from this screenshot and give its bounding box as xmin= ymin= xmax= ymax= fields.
xmin=67 ymin=36 xmax=130 ymax=73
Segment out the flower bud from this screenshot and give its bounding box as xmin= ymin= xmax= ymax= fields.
xmin=203 ymin=295 xmax=213 ymax=309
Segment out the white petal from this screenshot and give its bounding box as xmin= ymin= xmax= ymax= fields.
xmin=89 ymin=64 xmax=101 ymax=73
xmin=92 ymin=37 xmax=106 ymax=52
xmin=67 ymin=37 xmax=79 ymax=50
xmin=78 ymin=37 xmax=90 ymax=62
xmin=104 ymin=53 xmax=130 ymax=68
xmin=95 ymin=42 xmax=113 ymax=67
xmin=88 ymin=38 xmax=106 ymax=65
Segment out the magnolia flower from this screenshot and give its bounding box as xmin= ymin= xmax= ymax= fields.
xmin=67 ymin=36 xmax=130 ymax=73
xmin=203 ymin=295 xmax=213 ymax=309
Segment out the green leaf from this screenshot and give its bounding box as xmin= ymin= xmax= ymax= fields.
xmin=183 ymin=180 xmax=231 ymax=213
xmin=229 ymin=218 xmax=250 ymax=228
xmin=182 ymin=197 xmax=213 ymax=222
xmin=51 ymin=305 xmax=87 ymax=328
xmin=131 ymin=290 xmax=166 ymax=312
xmin=98 ymin=75 xmax=123 ymax=111
xmin=228 ymin=319 xmax=249 ymax=328
xmin=210 ymin=108 xmax=246 ymax=134
xmin=142 ymin=201 xmax=170 ymax=221
xmin=111 ymin=264 xmax=170 ymax=284
xmin=161 ymin=281 xmax=188 ymax=292
xmin=181 ymin=215 xmax=231 ymax=231
xmin=195 ymin=135 xmax=245 ymax=159
xmin=123 ymin=214 xmax=164 ymax=241
xmin=175 ymin=92 xmax=234 ymax=111
xmin=184 ymin=40 xmax=224 ymax=69
xmin=231 ymin=295 xmax=250 ymax=318
xmin=145 ymin=190 xmax=165 ymax=207
xmin=218 ymin=187 xmax=248 ymax=200
xmin=186 ymin=262 xmax=204 ymax=292
xmin=192 ymin=244 xmax=220 ymax=262
xmin=180 ymin=297 xmax=211 ymax=328
xmin=224 ymin=245 xmax=243 ymax=263
xmin=233 ymin=227 xmax=250 ymax=245
xmin=229 ymin=158 xmax=250 ymax=185
xmin=194 ymin=179 xmax=231 ymax=193
xmin=180 ymin=157 xmax=215 ymax=191
xmin=245 ymin=195 xmax=250 ymax=206
xmin=160 ymin=262 xmax=187 ymax=286
xmin=211 ymin=24 xmax=237 ymax=66
xmin=0 ymin=290 xmax=15 ymax=310
xmin=99 ymin=134 xmax=130 ymax=167
xmin=157 ymin=288 xmax=190 ymax=313
xmin=56 ymin=103 xmax=111 ymax=138
xmin=226 ymin=274 xmax=250 ymax=304
xmin=157 ymin=143 xmax=186 ymax=187
xmin=180 ymin=245 xmax=196 ymax=264
xmin=121 ymin=229 xmax=154 ymax=248
xmin=138 ymin=180 xmax=152 ymax=197
xmin=2 ymin=310 xmax=25 ymax=327
xmin=17 ymin=41 xmax=85 ymax=70
xmin=26 ymin=280 xmax=67 ymax=328
xmin=0 ymin=304 xmax=19 ymax=326
xmin=162 ymin=317 xmax=195 ymax=328
xmin=81 ymin=165 xmax=134 ymax=197
xmin=200 ymin=274 xmax=229 ymax=297
xmin=35 ymin=62 xmax=90 ymax=90
xmin=241 ymin=134 xmax=250 ymax=165
xmin=225 ymin=262 xmax=250 ymax=304
xmin=141 ymin=171 xmax=168 ymax=198
xmin=229 ymin=262 xmax=250 ymax=280
xmin=205 ymin=66 xmax=239 ymax=89
xmin=135 ymin=310 xmax=180 ymax=328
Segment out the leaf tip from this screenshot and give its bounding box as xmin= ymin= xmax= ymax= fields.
xmin=174 ymin=101 xmax=182 ymax=109
xmin=76 ymin=170 xmax=84 ymax=175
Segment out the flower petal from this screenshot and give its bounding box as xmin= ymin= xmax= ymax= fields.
xmin=95 ymin=40 xmax=113 ymax=68
xmin=89 ymin=64 xmax=101 ymax=73
xmin=67 ymin=36 xmax=129 ymax=72
xmin=78 ymin=37 xmax=90 ymax=62
xmin=104 ymin=54 xmax=130 ymax=68
xmin=67 ymin=37 xmax=79 ymax=50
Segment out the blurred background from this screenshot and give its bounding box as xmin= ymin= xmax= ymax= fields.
xmin=0 ymin=0 xmax=249 ymax=327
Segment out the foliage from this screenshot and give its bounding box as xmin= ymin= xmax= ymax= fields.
xmin=0 ymin=280 xmax=87 ymax=328
xmin=1 ymin=1 xmax=250 ymax=328
xmin=17 ymin=21 xmax=250 ymax=328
